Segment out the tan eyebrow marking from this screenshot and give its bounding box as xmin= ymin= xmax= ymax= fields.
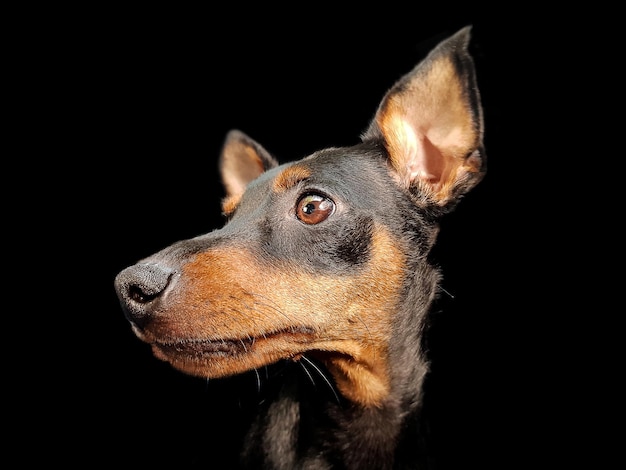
xmin=221 ymin=194 xmax=241 ymax=217
xmin=273 ymin=164 xmax=311 ymax=193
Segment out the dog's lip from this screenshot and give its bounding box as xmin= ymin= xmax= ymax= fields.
xmin=156 ymin=338 xmax=243 ymax=356
xmin=153 ymin=326 xmax=316 ymax=358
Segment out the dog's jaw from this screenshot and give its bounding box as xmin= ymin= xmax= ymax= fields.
xmin=141 ymin=332 xmax=393 ymax=408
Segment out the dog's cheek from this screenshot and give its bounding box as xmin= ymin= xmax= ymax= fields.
xmin=275 ymin=216 xmax=375 ymax=272
xmin=328 ymin=217 xmax=373 ymax=266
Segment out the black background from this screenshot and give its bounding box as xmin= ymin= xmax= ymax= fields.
xmin=22 ymin=5 xmax=568 ymax=469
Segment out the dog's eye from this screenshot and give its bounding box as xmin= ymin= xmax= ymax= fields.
xmin=296 ymin=193 xmax=335 ymax=225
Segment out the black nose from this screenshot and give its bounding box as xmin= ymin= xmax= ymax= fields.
xmin=114 ymin=263 xmax=174 ymax=326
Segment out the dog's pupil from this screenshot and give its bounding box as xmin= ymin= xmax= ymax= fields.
xmin=304 ymin=203 xmax=316 ymax=214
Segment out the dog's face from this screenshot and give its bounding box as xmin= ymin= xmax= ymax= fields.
xmin=115 ymin=27 xmax=485 ymax=407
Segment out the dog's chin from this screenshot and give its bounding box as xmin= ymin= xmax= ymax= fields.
xmin=148 ymin=328 xmax=315 ymax=379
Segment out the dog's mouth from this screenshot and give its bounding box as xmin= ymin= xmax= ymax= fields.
xmin=148 ymin=326 xmax=317 ymax=378
xmin=137 ymin=323 xmax=392 ymax=407
xmin=156 ymin=338 xmax=250 ymax=357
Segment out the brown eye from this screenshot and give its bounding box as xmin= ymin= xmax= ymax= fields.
xmin=296 ymin=193 xmax=335 ymax=225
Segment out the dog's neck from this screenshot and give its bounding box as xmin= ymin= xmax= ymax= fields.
xmin=240 ymin=270 xmax=438 ymax=469
xmin=240 ymin=360 xmax=429 ymax=469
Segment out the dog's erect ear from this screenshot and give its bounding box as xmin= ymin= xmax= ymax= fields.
xmin=362 ymin=26 xmax=485 ymax=207
xmin=219 ymin=129 xmax=279 ymax=213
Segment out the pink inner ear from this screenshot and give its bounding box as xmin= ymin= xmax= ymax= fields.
xmin=383 ymin=109 xmax=478 ymax=203
xmin=390 ymin=117 xmax=445 ymax=191
xmin=397 ymin=119 xmax=444 ymax=186
xmin=221 ymin=142 xmax=266 ymax=199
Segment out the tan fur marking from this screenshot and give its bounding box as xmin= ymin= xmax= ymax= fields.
xmin=273 ymin=164 xmax=311 ymax=193
xmin=221 ymin=194 xmax=241 ymax=216
xmin=140 ymin=225 xmax=405 ymax=408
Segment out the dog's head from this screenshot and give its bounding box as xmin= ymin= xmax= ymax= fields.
xmin=115 ymin=27 xmax=485 ymax=407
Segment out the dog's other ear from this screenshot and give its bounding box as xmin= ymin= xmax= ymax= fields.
xmin=362 ymin=26 xmax=486 ymax=207
xmin=219 ymin=129 xmax=279 ymax=213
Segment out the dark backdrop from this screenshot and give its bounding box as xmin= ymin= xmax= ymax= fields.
xmin=30 ymin=5 xmax=559 ymax=469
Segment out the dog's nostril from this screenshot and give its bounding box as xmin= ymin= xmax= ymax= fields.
xmin=115 ymin=263 xmax=175 ymax=312
xmin=128 ymin=285 xmax=159 ymax=304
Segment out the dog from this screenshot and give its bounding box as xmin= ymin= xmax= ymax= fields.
xmin=115 ymin=26 xmax=486 ymax=469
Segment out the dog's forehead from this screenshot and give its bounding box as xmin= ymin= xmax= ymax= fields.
xmin=270 ymin=146 xmax=388 ymax=194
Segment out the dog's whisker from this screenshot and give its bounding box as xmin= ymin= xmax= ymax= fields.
xmin=231 ymin=304 xmax=268 ymax=333
xmin=299 ymin=359 xmax=317 ymax=387
xmin=439 ymin=286 xmax=455 ymax=299
xmin=301 ymin=355 xmax=341 ymax=405
xmin=354 ymin=313 xmax=375 ymax=352
xmin=248 ymin=293 xmax=293 ymax=324
xmin=254 ymin=368 xmax=261 ymax=394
